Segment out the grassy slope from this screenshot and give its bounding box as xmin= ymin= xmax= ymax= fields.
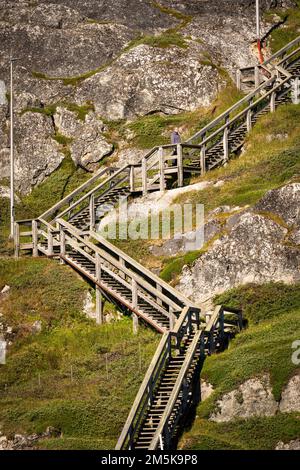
xmin=265 ymin=1 xmax=300 ymax=52
xmin=0 ymin=259 xmax=159 ymax=449
xmin=180 ymin=283 xmax=300 ymax=450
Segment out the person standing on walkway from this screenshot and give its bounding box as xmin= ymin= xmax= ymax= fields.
xmin=171 ymin=128 xmax=181 ymax=165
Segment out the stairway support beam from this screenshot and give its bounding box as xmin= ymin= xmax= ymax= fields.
xmin=47 ymin=227 xmax=54 ymax=257
xmin=96 ymin=286 xmax=103 ymax=325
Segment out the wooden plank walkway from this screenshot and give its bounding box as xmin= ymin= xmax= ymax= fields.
xmin=13 ymin=36 xmax=300 ymax=451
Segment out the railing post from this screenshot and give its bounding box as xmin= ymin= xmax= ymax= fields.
xmin=119 ymin=257 xmax=126 ymax=280
xmin=68 ymin=197 xmax=73 ymax=220
xmin=270 ymin=91 xmax=276 ymax=112
xmin=156 ymin=283 xmax=163 ymax=306
xmin=59 ymin=224 xmax=66 ymax=264
xmin=14 ymin=222 xmax=20 ymax=258
xmin=219 ymin=307 xmax=225 ymax=350
xmin=254 ymin=66 xmax=260 ymax=88
xmin=246 ymin=105 xmax=253 ymax=132
xmin=169 ymin=307 xmax=175 ymax=330
xmin=132 ymin=278 xmax=138 ymax=309
xmin=133 ymin=314 xmax=139 ymax=335
xmin=177 ymin=144 xmax=183 ymax=187
xmin=48 ymin=227 xmax=54 ymax=257
xmin=89 ymin=194 xmax=95 ymax=231
xmin=236 ymin=69 xmax=241 ymax=91
xmin=200 ymin=145 xmax=206 ymax=175
xmin=223 ymin=125 xmax=229 ymax=164
xmin=129 ymin=165 xmax=135 ymax=193
xmin=142 ymin=157 xmax=148 ymax=196
xmin=32 ymin=220 xmax=38 ymax=257
xmin=95 ymin=253 xmax=103 ymax=325
xmin=292 ymin=77 xmax=300 ymax=104
xmin=159 ymin=147 xmax=165 ymax=192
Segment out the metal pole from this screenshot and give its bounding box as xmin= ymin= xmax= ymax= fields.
xmin=256 ymin=0 xmax=260 ymax=42
xmin=9 ymin=55 xmax=14 ymax=239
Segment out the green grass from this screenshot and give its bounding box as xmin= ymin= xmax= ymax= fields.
xmin=160 ymin=251 xmax=203 ymax=283
xmin=181 ymin=414 xmax=300 ymax=450
xmin=126 ymin=31 xmax=188 ymax=51
xmin=266 ymin=1 xmax=300 ymax=53
xmin=150 ymin=0 xmax=192 ymax=25
xmin=0 ymin=258 xmax=159 ymax=449
xmin=215 ymin=282 xmax=300 ymax=324
xmin=21 ymin=101 xmax=95 ymax=121
xmin=180 ymin=282 xmax=300 ymax=450
xmin=15 ymin=156 xmax=90 ymax=220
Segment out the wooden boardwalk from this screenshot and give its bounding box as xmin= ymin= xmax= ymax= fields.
xmin=14 ymin=36 xmax=300 ymax=450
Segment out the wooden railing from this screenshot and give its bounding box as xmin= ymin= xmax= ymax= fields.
xmin=56 ymin=219 xmax=196 ymax=329
xmin=40 ymin=166 xmax=115 ymax=223
xmin=116 ymin=305 xmax=242 ymax=450
xmin=15 ymin=36 xmax=300 ymax=250
xmin=149 ymin=305 xmax=242 ymax=450
xmin=237 ymin=35 xmax=300 ymax=91
xmin=115 ymin=306 xmax=201 ymax=450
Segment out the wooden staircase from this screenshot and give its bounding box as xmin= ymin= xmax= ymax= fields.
xmin=14 ymin=36 xmax=300 ymax=450
xmin=116 ymin=306 xmax=243 ymax=450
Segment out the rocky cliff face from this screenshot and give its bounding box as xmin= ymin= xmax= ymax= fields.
xmin=0 ymin=0 xmax=295 ymax=193
xmin=177 ymin=184 xmax=300 ymax=304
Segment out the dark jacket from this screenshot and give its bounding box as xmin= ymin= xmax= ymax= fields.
xmin=171 ymin=131 xmax=181 ymax=145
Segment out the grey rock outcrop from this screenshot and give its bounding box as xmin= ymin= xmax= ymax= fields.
xmin=210 ymin=375 xmax=278 ymax=422
xmin=210 ymin=372 xmax=300 ymax=423
xmin=276 ymin=439 xmax=300 ymax=450
xmin=54 ymin=107 xmax=113 ymax=169
xmin=0 ymin=0 xmax=292 ymax=192
xmin=255 ymin=183 xmax=300 ymax=227
xmin=75 ymin=41 xmax=223 ymax=120
xmin=279 ymin=375 xmax=300 ymax=413
xmin=14 ymin=111 xmax=64 ymax=193
xmin=178 ymin=184 xmax=300 ymax=304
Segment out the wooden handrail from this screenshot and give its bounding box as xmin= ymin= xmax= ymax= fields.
xmin=263 ymin=35 xmax=300 ymax=66
xmin=58 ymin=219 xmax=190 ymax=313
xmin=116 ymin=305 xmax=199 ymax=450
xmin=115 ymin=332 xmax=170 ymax=449
xmin=40 ymin=167 xmax=113 ymax=220
xmin=57 ymin=167 xmax=130 ymax=220
xmin=186 ymin=75 xmax=276 ymax=144
xmin=149 ymin=329 xmax=202 ymax=450
xmin=90 ymin=230 xmax=194 ymax=309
